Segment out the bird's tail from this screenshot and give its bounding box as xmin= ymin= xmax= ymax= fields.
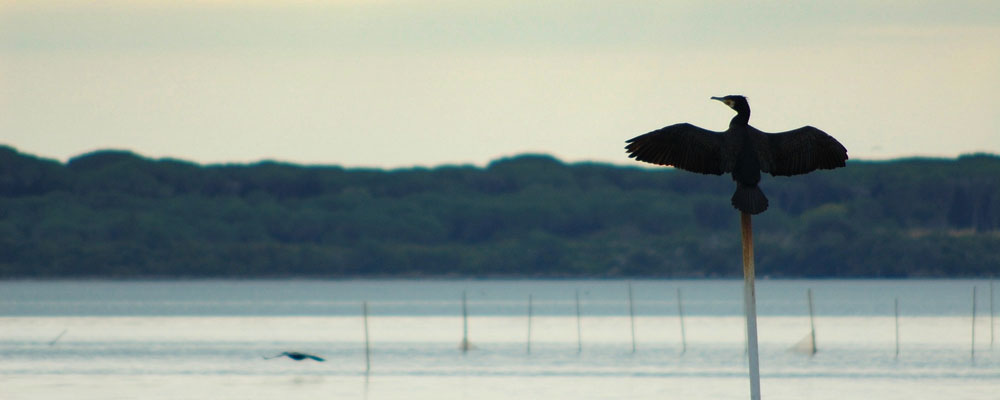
xmin=731 ymin=184 xmax=769 ymax=215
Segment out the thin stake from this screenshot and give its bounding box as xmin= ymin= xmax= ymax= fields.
xmin=628 ymin=282 xmax=637 ymax=354
xmin=48 ymin=329 xmax=68 ymax=346
xmin=990 ymin=278 xmax=994 ymax=349
xmin=527 ymin=294 xmax=533 ymax=354
xmin=808 ymin=288 xmax=817 ymax=355
xmin=363 ymin=301 xmax=371 ymax=373
xmin=894 ymin=297 xmax=900 ymax=359
xmin=677 ymin=287 xmax=687 ymax=354
xmin=461 ymin=291 xmax=470 ymax=353
xmin=972 ymin=286 xmax=977 ymax=360
xmin=741 ymin=212 xmax=762 ymax=400
xmin=575 ymin=289 xmax=583 ymax=353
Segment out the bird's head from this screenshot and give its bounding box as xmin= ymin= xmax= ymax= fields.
xmin=711 ymin=95 xmax=749 ymax=113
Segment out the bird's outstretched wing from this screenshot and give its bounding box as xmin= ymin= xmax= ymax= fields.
xmin=306 ymin=354 xmax=326 ymax=362
xmin=625 ymin=123 xmax=726 ymax=175
xmin=756 ymin=126 xmax=847 ymax=176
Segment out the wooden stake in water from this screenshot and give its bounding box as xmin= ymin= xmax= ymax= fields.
xmin=990 ymin=278 xmax=995 ymax=350
xmin=575 ymin=289 xmax=583 ymax=353
xmin=49 ymin=328 xmax=69 ymax=346
xmin=808 ymin=288 xmax=817 ymax=356
xmin=677 ymin=287 xmax=687 ymax=354
xmin=48 ymin=329 xmax=68 ymax=346
xmin=527 ymin=294 xmax=533 ymax=354
xmin=363 ymin=301 xmax=371 ymax=373
xmin=628 ymin=282 xmax=637 ymax=354
xmin=461 ymin=291 xmax=470 ymax=353
xmin=894 ymin=297 xmax=900 ymax=359
xmin=741 ymin=212 xmax=762 ymax=400
xmin=972 ymin=286 xmax=977 ymax=360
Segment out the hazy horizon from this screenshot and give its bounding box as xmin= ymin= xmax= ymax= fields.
xmin=3 ymin=1 xmax=999 ymax=168
xmin=6 ymin=142 xmax=1000 ymax=170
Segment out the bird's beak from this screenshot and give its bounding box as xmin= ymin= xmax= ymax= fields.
xmin=711 ymin=96 xmax=735 ymax=109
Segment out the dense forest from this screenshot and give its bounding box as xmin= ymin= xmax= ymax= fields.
xmin=1 ymin=145 xmax=999 ymax=278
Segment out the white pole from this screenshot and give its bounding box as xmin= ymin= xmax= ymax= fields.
xmin=628 ymin=282 xmax=637 ymax=354
xmin=677 ymin=287 xmax=687 ymax=354
xmin=527 ymin=294 xmax=533 ymax=354
xmin=743 ymin=312 xmax=748 ymax=357
xmin=808 ymin=288 xmax=817 ymax=355
xmin=741 ymin=212 xmax=762 ymax=400
xmin=894 ymin=297 xmax=900 ymax=359
xmin=363 ymin=301 xmax=371 ymax=373
xmin=575 ymin=289 xmax=583 ymax=353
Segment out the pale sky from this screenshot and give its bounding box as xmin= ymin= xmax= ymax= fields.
xmin=2 ymin=1 xmax=998 ymax=168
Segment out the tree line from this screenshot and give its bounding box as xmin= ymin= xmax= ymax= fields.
xmin=1 ymin=145 xmax=998 ymax=278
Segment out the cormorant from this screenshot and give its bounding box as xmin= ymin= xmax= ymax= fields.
xmin=625 ymin=95 xmax=847 ymax=214
xmin=264 ymin=351 xmax=326 ymax=362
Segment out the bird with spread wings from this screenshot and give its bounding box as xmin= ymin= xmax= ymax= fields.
xmin=625 ymin=95 xmax=847 ymax=214
xmin=264 ymin=351 xmax=326 ymax=362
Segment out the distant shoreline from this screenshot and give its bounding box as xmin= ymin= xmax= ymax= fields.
xmin=2 ymin=146 xmax=999 ymax=279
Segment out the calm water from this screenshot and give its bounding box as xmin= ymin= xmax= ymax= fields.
xmin=1 ymin=279 xmax=997 ymax=399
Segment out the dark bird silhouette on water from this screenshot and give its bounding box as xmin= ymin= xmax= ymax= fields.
xmin=625 ymin=95 xmax=847 ymax=214
xmin=264 ymin=351 xmax=326 ymax=362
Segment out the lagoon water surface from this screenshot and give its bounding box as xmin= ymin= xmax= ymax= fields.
xmin=1 ymin=280 xmax=997 ymax=399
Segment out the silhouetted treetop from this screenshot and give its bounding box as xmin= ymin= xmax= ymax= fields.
xmin=0 ymin=145 xmax=998 ymax=278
